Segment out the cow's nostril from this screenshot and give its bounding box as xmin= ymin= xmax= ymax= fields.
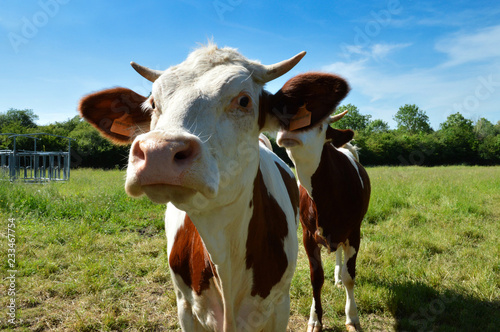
xmin=133 ymin=141 xmax=146 ymax=161
xmin=174 ymin=149 xmax=191 ymax=161
xmin=173 ymin=140 xmax=199 ymax=162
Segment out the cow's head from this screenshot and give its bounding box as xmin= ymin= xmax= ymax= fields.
xmin=79 ymin=45 xmax=345 ymax=213
xmin=276 ymin=73 xmax=352 ymax=167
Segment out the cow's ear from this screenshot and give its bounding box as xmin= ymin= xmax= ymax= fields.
xmin=326 ymin=127 xmax=354 ymax=148
xmin=79 ymin=87 xmax=149 ymax=144
xmin=264 ymin=72 xmax=349 ymax=131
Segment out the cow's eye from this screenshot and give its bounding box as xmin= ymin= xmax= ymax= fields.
xmin=238 ymin=96 xmax=249 ymax=108
xmin=229 ymin=92 xmax=252 ymax=113
xmin=151 ymin=100 xmax=156 ymax=109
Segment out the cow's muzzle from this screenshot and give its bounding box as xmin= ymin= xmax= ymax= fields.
xmin=125 ymin=132 xmax=217 ymax=203
xmin=276 ymin=131 xmax=302 ymax=148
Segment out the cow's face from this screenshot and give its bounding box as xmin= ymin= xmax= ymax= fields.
xmin=79 ymin=45 xmax=351 ymax=214
xmin=127 ymin=56 xmax=267 ymax=209
xmin=275 ymin=71 xmax=352 ymax=168
xmin=277 ymin=118 xmax=354 ymax=166
xmin=277 ymin=121 xmax=330 ymax=163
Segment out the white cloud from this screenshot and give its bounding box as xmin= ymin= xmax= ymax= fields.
xmin=339 ymin=42 xmax=412 ymax=62
xmin=436 ymin=25 xmax=500 ymax=67
xmin=343 ymin=45 xmax=368 ymax=57
xmin=371 ymin=42 xmax=412 ymax=59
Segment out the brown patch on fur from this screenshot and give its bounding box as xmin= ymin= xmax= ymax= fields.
xmin=326 ymin=127 xmax=354 ymax=148
xmin=246 ymin=169 xmax=289 ymax=298
xmin=169 ymin=215 xmax=214 ymax=295
xmin=308 ymin=145 xmax=370 ymax=250
xmin=79 ymin=87 xmax=150 ymax=144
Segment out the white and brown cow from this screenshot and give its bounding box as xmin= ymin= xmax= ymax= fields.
xmin=277 ymin=76 xmax=371 ymax=332
xmin=78 ymin=45 xmax=348 ymax=331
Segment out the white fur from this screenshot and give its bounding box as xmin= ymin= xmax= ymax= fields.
xmin=308 ymin=298 xmax=321 ymax=329
xmin=341 ymin=243 xmax=359 ymax=327
xmin=343 ymin=142 xmax=359 ymax=162
xmin=258 ymin=133 xmax=273 ymax=151
xmin=335 ymin=248 xmax=343 ymax=287
xmin=277 ymin=125 xmax=325 ymax=196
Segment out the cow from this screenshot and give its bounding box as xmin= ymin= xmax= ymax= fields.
xmin=276 ymin=76 xmax=371 ymax=332
xmin=78 ymin=44 xmax=349 ymax=331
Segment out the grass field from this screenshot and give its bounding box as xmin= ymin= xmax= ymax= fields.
xmin=1 ymin=166 xmax=499 ymax=331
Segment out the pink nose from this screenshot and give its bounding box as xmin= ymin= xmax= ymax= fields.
xmin=130 ymin=136 xmax=201 ymax=186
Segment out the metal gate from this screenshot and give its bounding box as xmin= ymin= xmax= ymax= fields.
xmin=0 ymin=133 xmax=73 ymax=182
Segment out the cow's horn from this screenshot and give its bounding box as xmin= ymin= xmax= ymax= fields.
xmin=328 ymin=110 xmax=349 ymax=123
xmin=261 ymin=51 xmax=306 ymax=83
xmin=130 ymin=62 xmax=163 ymax=82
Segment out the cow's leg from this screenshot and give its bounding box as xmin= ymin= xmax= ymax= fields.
xmin=303 ymin=229 xmax=324 ymax=332
xmin=172 ymin=274 xmax=214 ymax=332
xmin=342 ymin=231 xmax=361 ymax=332
xmin=334 ymin=247 xmax=343 ymax=288
xmin=177 ymin=299 xmax=198 ymax=331
xmin=260 ymin=295 xmax=290 ymax=332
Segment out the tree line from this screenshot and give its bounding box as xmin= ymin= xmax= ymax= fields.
xmin=329 ymin=104 xmax=500 ymax=166
xmin=1 ymin=106 xmax=499 ymax=169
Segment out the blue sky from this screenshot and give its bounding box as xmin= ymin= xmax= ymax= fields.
xmin=1 ymin=0 xmax=500 ymax=130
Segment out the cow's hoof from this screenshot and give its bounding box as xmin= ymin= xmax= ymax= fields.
xmin=306 ymin=324 xmax=322 ymax=332
xmin=346 ymin=322 xmax=362 ymax=332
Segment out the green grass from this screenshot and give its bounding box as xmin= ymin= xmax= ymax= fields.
xmin=1 ymin=166 xmax=499 ymax=331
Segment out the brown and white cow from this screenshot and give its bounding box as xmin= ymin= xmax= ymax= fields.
xmin=277 ymin=75 xmax=371 ymax=332
xmin=78 ymin=45 xmax=348 ymax=331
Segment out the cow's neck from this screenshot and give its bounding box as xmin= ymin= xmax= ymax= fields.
xmin=290 ymin=141 xmax=327 ymax=197
xmin=192 ymin=186 xmax=255 ymax=265
xmin=186 ymin=157 xmax=260 ymax=331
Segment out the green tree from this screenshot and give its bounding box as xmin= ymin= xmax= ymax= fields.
xmin=68 ymin=121 xmax=129 ymax=168
xmin=0 ymin=108 xmax=39 ymax=130
xmin=0 ymin=109 xmax=39 ymax=150
xmin=439 ymin=113 xmax=477 ymax=164
xmin=366 ymin=119 xmax=390 ymax=133
xmin=473 ymin=118 xmax=500 ymax=164
xmin=474 ymin=117 xmax=496 ymax=139
xmin=332 ymin=104 xmax=371 ymax=131
xmin=42 ymin=116 xmax=82 ymax=135
xmin=440 ymin=113 xmax=474 ymax=131
xmin=477 ymin=135 xmax=500 ymax=163
xmin=393 ymin=104 xmax=432 ymax=134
